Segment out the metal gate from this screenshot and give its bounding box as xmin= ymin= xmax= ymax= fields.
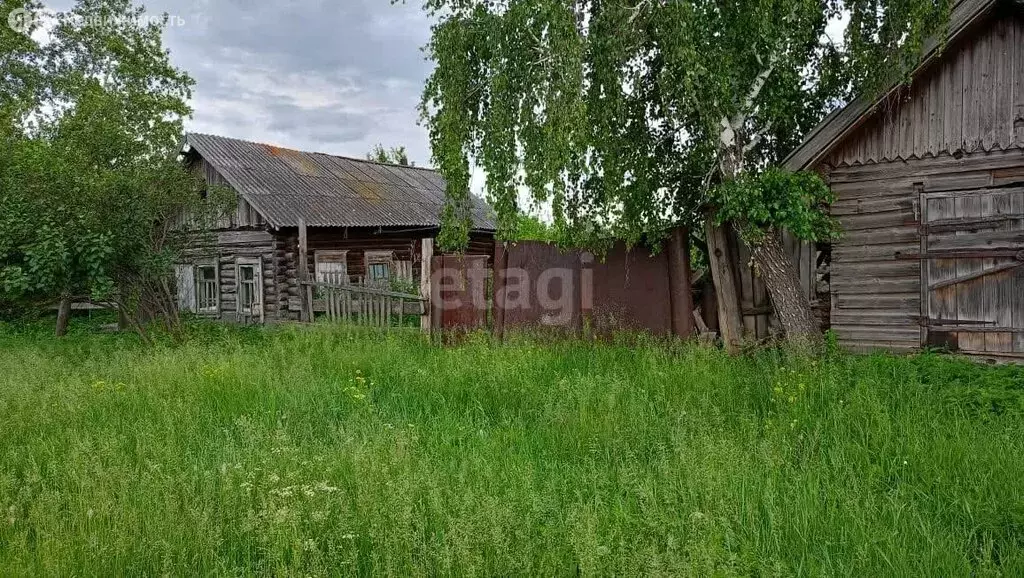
xmin=920 ymin=185 xmax=1024 ymax=357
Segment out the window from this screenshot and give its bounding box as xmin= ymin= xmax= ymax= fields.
xmin=364 ymin=251 xmax=394 ymax=287
xmin=236 ymin=258 xmax=262 ymax=319
xmin=195 ymin=265 xmax=219 ymax=313
xmin=315 ymin=250 xmax=349 ymax=285
xmin=368 ymin=263 xmax=390 ymax=282
xmin=174 ymin=263 xmax=219 ymax=314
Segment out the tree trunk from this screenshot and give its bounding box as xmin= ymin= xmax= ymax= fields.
xmin=705 ymin=217 xmax=744 ymax=354
xmin=55 ymin=294 xmax=72 ymax=337
xmin=750 ymin=228 xmax=820 ymax=347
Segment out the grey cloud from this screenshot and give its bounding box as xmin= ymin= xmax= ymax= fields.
xmin=40 ymin=0 xmax=437 ymax=163
xmin=263 ymin=102 xmax=378 ymax=144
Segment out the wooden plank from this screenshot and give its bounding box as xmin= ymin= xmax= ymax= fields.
xmin=963 ymin=36 xmax=982 ymax=152
xmin=944 ymin=53 xmax=964 ymax=155
xmin=982 ymin=192 xmax=1003 ymax=352
xmin=929 ymin=260 xmax=1024 ymax=290
xmin=915 ymin=78 xmax=930 ymax=158
xmin=900 ymin=86 xmax=916 ymax=156
xmin=831 ymin=197 xmax=914 ymax=216
xmin=882 ymin=103 xmax=898 ymax=161
xmin=834 ymin=326 xmax=922 ymax=343
xmin=1015 ymin=16 xmax=1024 ymax=147
xmin=1013 ymin=190 xmax=1024 ymax=352
xmin=990 ymin=192 xmax=1017 ymax=352
xmin=994 ymin=18 xmax=1014 ymax=150
xmin=735 ymin=238 xmax=756 ymax=335
xmin=919 ymin=184 xmax=929 ymax=346
xmin=840 ymin=227 xmax=920 ymax=246
xmin=898 ymin=248 xmax=1024 ymax=260
xmin=955 ymin=194 xmax=986 ymax=351
xmin=831 ymin=313 xmax=922 ymax=327
xmin=978 ymin=21 xmax=998 ymax=151
xmin=831 ymin=260 xmax=920 ymax=281
xmin=831 ymin=277 xmax=921 ymax=294
xmin=839 ymin=211 xmax=916 ymax=232
xmin=420 ymin=238 xmax=434 ymax=332
xmin=924 ymin=214 xmax=1020 ymax=233
xmin=931 ymin=325 xmax=1023 ymax=333
xmin=928 ymin=230 xmax=1024 ymax=251
xmin=833 ymin=242 xmax=919 ymax=263
xmin=837 ymin=294 xmax=920 ymax=312
xmin=928 ymin=61 xmax=945 ymax=155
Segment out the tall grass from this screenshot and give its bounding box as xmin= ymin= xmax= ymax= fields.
xmin=0 ymin=320 xmax=1022 ymax=576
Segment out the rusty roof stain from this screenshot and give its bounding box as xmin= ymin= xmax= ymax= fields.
xmin=186 ymin=133 xmax=496 ymax=230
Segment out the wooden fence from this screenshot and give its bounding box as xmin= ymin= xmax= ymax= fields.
xmin=300 ymin=281 xmax=425 ymax=327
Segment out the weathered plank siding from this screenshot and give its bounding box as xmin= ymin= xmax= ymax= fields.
xmin=827 ymin=148 xmax=1024 ymax=353
xmin=828 ymin=14 xmax=1024 ymax=167
xmin=194 ymin=157 xmax=267 ymax=229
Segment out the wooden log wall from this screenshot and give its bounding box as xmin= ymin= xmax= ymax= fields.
xmin=274 ymin=228 xmax=495 ymax=321
xmin=826 ymin=147 xmax=1024 ymax=353
xmin=183 ymin=230 xmax=277 ymax=323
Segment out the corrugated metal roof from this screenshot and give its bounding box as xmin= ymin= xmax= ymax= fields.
xmin=186 ymin=133 xmax=496 ymax=230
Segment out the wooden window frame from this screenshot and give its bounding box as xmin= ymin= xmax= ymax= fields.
xmin=314 ymin=250 xmax=349 ymax=285
xmin=236 ymin=257 xmax=263 ymax=322
xmin=194 ymin=262 xmax=220 ymax=315
xmin=364 ymin=250 xmax=395 ymax=285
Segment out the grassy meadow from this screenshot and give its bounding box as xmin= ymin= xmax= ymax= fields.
xmin=1 ymin=318 xmax=1023 ymax=575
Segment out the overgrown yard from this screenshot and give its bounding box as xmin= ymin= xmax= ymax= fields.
xmin=1 ymin=321 xmax=1023 ymax=576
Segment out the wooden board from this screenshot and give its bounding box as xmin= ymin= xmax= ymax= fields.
xmin=924 ymin=187 xmax=1024 ymax=354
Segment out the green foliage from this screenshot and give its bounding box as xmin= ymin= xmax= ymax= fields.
xmin=367 ymin=143 xmax=411 ymax=166
xmin=0 ymin=0 xmax=224 ymax=319
xmin=846 ymin=0 xmax=953 ymax=97
xmin=418 ymin=0 xmax=950 ymax=251
xmin=712 ymin=168 xmax=840 ymax=245
xmin=513 ymin=212 xmax=555 ymax=242
xmin=1 ymin=323 xmax=1023 ymax=574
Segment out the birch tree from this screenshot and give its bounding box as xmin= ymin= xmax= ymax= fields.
xmin=417 ymin=0 xmax=950 ymax=349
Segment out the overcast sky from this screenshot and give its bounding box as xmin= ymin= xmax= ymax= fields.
xmin=31 ymin=1 xmax=847 ymax=213
xmin=44 ymin=0 xmax=439 ymax=165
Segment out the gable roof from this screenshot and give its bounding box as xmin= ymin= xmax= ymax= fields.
xmin=784 ymin=0 xmax=1006 ymax=171
xmin=185 ymin=133 xmax=496 ymax=231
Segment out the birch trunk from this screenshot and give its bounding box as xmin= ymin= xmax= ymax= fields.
xmin=750 ymin=228 xmax=820 ymax=346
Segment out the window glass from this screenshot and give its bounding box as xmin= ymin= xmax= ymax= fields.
xmin=238 ymin=264 xmax=257 ymax=314
xmin=195 ymin=265 xmax=218 ymax=312
xmin=368 ymin=263 xmax=390 ymax=281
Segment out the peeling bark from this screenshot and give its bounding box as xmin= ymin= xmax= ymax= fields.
xmin=750 ymin=228 xmax=820 ymax=347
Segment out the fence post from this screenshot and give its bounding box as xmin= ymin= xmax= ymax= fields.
xmin=420 ymin=238 xmax=434 ymax=332
xmin=298 ymin=219 xmax=310 ymax=322
xmin=667 ymin=226 xmax=695 ymax=338
xmin=492 ymin=241 xmax=509 ymax=342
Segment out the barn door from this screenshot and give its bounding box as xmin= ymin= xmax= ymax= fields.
xmin=921 ymin=186 xmax=1024 ymax=357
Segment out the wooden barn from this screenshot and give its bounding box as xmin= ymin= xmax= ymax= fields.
xmin=176 ymin=133 xmax=495 ymax=324
xmin=785 ymin=0 xmax=1024 ymax=360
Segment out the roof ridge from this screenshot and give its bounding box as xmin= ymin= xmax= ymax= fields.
xmin=185 ymin=132 xmax=443 ymax=175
